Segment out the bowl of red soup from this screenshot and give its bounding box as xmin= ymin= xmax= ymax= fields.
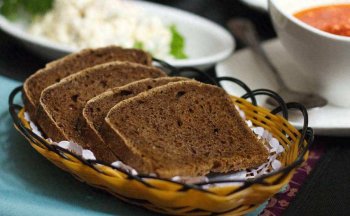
xmin=269 ymin=0 xmax=350 ymax=107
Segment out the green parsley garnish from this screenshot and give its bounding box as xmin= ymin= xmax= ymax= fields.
xmin=133 ymin=41 xmax=144 ymax=50
xmin=0 ymin=0 xmax=53 ymax=20
xmin=169 ymin=24 xmax=187 ymax=59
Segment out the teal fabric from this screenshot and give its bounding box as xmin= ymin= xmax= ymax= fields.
xmin=0 ymin=75 xmax=264 ymax=216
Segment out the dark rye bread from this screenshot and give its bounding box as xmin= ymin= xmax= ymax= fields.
xmin=82 ymin=77 xmax=188 ymax=162
xmin=106 ymin=80 xmax=268 ymax=178
xmin=38 ymin=62 xmax=166 ymax=153
xmin=23 ymin=46 xmax=152 ymax=120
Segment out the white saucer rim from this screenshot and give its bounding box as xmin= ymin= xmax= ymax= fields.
xmin=215 ymin=38 xmax=350 ymax=136
xmin=240 ymin=0 xmax=268 ymax=11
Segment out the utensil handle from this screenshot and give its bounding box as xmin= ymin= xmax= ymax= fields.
xmin=227 ymin=18 xmax=287 ymax=89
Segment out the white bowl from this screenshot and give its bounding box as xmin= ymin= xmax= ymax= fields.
xmin=269 ymin=0 xmax=350 ymax=107
xmin=0 ymin=1 xmax=235 ymax=69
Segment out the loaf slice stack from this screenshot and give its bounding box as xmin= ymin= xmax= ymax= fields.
xmin=82 ymin=77 xmax=188 ymax=162
xmin=23 ymin=46 xmax=270 ymax=178
xmin=23 ymin=46 xmax=152 ymax=119
xmin=105 ymin=80 xmax=269 ymax=178
xmin=38 ymin=62 xmax=166 ymax=151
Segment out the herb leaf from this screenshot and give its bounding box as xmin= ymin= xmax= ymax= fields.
xmin=133 ymin=41 xmax=144 ymax=50
xmin=169 ymin=24 xmax=187 ymax=59
xmin=22 ymin=0 xmax=53 ymax=16
xmin=0 ymin=0 xmax=53 ymax=20
xmin=0 ymin=0 xmax=20 ymax=20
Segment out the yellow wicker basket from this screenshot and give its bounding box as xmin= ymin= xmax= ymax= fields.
xmin=9 ymin=80 xmax=313 ymax=216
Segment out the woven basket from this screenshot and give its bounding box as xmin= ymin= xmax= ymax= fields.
xmin=8 ymin=67 xmax=313 ymax=215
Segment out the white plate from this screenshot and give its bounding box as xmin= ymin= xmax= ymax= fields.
xmin=0 ymin=1 xmax=234 ymax=69
xmin=241 ymin=0 xmax=268 ymax=11
xmin=216 ymin=39 xmax=350 ymax=136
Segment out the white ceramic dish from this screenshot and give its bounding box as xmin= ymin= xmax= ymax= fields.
xmin=241 ymin=0 xmax=268 ymax=11
xmin=216 ymin=39 xmax=350 ymax=136
xmin=270 ymin=0 xmax=350 ymax=107
xmin=0 ymin=1 xmax=234 ymax=69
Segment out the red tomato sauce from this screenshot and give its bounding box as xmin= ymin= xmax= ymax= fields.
xmin=294 ymin=4 xmax=350 ymax=37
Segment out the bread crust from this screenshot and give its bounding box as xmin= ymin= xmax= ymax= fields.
xmin=24 ymin=46 xmax=152 ymax=120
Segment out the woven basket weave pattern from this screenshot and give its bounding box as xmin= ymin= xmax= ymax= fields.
xmin=9 ymin=85 xmax=311 ymax=215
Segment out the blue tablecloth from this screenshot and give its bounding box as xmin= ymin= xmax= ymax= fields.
xmin=0 ymin=75 xmax=265 ymax=215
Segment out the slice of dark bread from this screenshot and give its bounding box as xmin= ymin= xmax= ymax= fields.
xmin=24 ymin=46 xmax=152 ymax=120
xmin=37 ymin=62 xmax=166 ymax=156
xmin=82 ymin=77 xmax=188 ymax=163
xmin=105 ymin=80 xmax=268 ymax=178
